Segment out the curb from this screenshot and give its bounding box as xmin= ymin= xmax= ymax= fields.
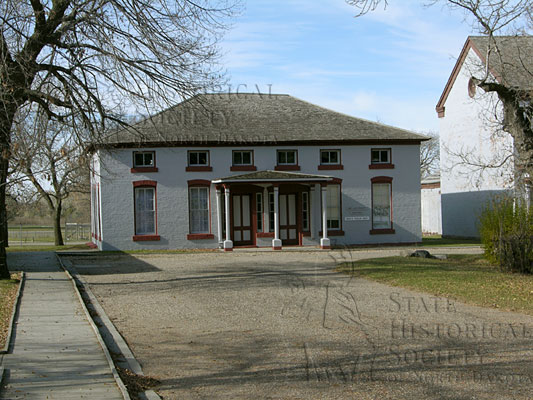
xmin=56 ymin=254 xmax=161 ymax=400
xmin=55 ymin=254 xmax=132 ymax=400
xmin=0 ymin=271 xmax=25 ymax=355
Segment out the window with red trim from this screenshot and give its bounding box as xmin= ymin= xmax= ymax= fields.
xmin=134 ymin=187 xmax=156 ymax=235
xmin=371 ymin=177 xmax=394 ymax=233
xmin=275 ymin=149 xmax=300 ymax=171
xmin=131 ymin=151 xmax=158 ymax=172
xmin=189 ymin=187 xmax=210 ymax=234
xmin=134 ymin=151 xmax=155 ymax=168
xmin=371 ymin=149 xmax=390 ymax=164
xmin=188 ymin=150 xmax=209 ymax=166
xmin=370 ymin=148 xmax=394 ymax=169
xmin=326 ymin=184 xmax=341 ymax=229
xmin=186 ymin=150 xmax=212 ymax=172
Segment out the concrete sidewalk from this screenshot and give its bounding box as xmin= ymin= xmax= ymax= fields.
xmin=0 ymin=252 xmax=124 ymax=399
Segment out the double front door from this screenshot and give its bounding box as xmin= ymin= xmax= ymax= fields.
xmin=231 ymin=191 xmax=304 ymax=247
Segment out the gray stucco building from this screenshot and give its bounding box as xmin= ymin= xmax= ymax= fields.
xmin=90 ymin=93 xmax=426 ymax=250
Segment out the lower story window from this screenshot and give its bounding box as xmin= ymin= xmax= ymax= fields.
xmin=269 ymin=192 xmax=275 ymax=232
xmin=190 ymin=187 xmax=210 ymax=234
xmin=256 ymin=192 xmax=263 ymax=232
xmin=135 ymin=187 xmax=155 ymax=235
xmin=326 ymin=185 xmax=340 ymax=229
xmin=372 ymin=182 xmax=392 ymax=229
xmin=302 ymin=192 xmax=309 ymax=231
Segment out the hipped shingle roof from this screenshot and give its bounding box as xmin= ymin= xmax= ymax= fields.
xmin=104 ymin=94 xmax=427 ymax=147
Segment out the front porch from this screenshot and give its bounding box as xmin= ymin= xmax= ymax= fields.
xmin=212 ymin=170 xmax=340 ymax=251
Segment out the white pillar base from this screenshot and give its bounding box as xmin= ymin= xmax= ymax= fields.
xmin=320 ymin=238 xmax=331 ymax=250
xmin=223 ymin=240 xmax=233 ymax=252
xmin=272 ymin=238 xmax=282 ymax=250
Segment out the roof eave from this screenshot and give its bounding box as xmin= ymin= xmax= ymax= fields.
xmin=96 ymin=138 xmax=426 ymax=149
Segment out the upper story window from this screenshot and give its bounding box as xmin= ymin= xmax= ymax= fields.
xmin=233 ymin=150 xmax=253 ymax=166
xmin=189 ymin=150 xmax=209 ymax=166
xmin=186 ymin=150 xmax=212 ymax=172
xmin=318 ymin=149 xmax=343 ymax=170
xmin=131 ymin=151 xmax=158 ymax=172
xmin=275 ymin=149 xmax=300 ymax=171
xmin=277 ymin=150 xmax=297 ymax=165
xmin=371 ymin=149 xmax=390 ymax=164
xmin=134 ymin=151 xmax=155 ymax=167
xmin=320 ymin=150 xmax=340 ymax=165
xmin=370 ymin=148 xmax=394 ymax=169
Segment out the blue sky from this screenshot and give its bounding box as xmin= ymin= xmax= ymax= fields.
xmin=220 ymin=0 xmax=474 ymax=133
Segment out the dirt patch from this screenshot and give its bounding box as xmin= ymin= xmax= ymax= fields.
xmin=0 ymin=273 xmax=21 ymax=349
xmin=74 ymin=249 xmax=533 ymax=400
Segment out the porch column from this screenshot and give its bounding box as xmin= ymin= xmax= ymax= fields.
xmin=215 ymin=186 xmax=223 ymax=246
xmin=321 ymin=183 xmax=331 ymax=249
xmin=272 ymin=185 xmax=282 ymax=250
xmin=310 ymin=185 xmax=316 ymax=239
xmin=263 ymin=187 xmax=269 ymax=233
xmin=223 ymin=185 xmax=233 ymax=251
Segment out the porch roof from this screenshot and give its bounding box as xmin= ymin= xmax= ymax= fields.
xmin=212 ymin=170 xmax=335 ymax=184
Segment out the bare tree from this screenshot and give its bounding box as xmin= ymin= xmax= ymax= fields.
xmin=10 ymin=108 xmax=89 ymax=245
xmin=420 ymin=131 xmax=440 ymax=178
xmin=0 ymin=0 xmax=238 ymax=278
xmin=347 ymin=1 xmax=533 ymax=188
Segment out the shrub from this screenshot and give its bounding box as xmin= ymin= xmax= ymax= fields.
xmin=479 ymin=196 xmax=533 ymax=274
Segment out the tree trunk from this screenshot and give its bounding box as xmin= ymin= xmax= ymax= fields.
xmin=0 ymin=107 xmax=15 ymax=279
xmin=54 ymin=201 xmax=64 ymax=246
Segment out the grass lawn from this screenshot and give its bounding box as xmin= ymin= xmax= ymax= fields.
xmin=338 ymin=254 xmax=533 ymax=316
xmin=0 ymin=273 xmax=21 ymax=349
xmin=6 ymin=244 xmax=93 ymax=252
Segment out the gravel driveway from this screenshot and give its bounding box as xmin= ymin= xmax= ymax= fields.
xmin=65 ymin=248 xmax=533 ymax=399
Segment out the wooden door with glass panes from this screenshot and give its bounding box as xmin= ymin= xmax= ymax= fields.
xmin=279 ymin=193 xmax=298 ymax=245
xmin=232 ymin=194 xmax=253 ymax=246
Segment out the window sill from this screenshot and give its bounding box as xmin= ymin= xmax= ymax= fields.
xmin=275 ymin=165 xmax=301 ymax=171
xmin=257 ymin=232 xmax=275 ymax=238
xmin=302 ymin=231 xmax=311 ymax=237
xmin=319 ymin=230 xmax=345 ymax=236
xmin=187 ymin=233 xmax=215 ymax=240
xmin=133 ymin=235 xmax=161 ymax=241
xmin=186 ymin=166 xmax=213 ymax=172
xmin=318 ymin=165 xmax=344 ymax=170
xmin=369 ymin=164 xmax=395 ymax=169
xmin=230 ymin=165 xmax=257 ymax=171
xmin=369 ymin=229 xmax=395 ymax=235
xmin=131 ymin=167 xmax=158 ymax=173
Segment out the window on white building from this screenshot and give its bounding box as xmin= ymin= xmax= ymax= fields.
xmin=135 ymin=187 xmax=156 ymax=235
xmin=326 ymin=185 xmax=340 ymax=230
xmin=320 ymin=150 xmax=340 ymax=165
xmin=372 ymin=182 xmax=392 ymax=229
xmin=277 ymin=150 xmax=297 ymax=165
xmin=189 ymin=187 xmax=210 ymax=234
xmin=256 ymin=192 xmax=263 ymax=232
xmin=133 ymin=151 xmax=155 ymax=167
xmin=302 ymin=192 xmax=310 ymax=231
xmin=371 ymin=149 xmax=391 ymax=164
xmin=188 ymin=150 xmax=209 ymax=166
xmin=233 ymin=150 xmax=253 ymax=166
